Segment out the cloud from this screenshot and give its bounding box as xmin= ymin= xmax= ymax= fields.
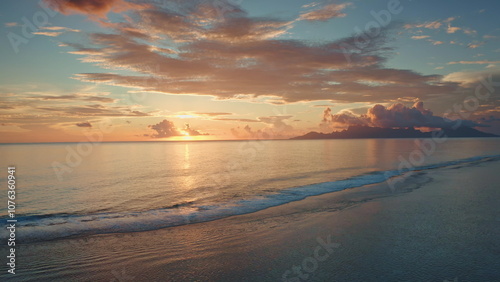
xmin=446 ymin=24 xmax=461 ymax=34
xmin=148 ymin=119 xmax=180 ymax=138
xmin=61 ymin=1 xmax=460 ymax=105
xmin=37 ymin=105 xmax=150 ymax=117
xmin=230 ymin=115 xmax=298 ymax=138
xmin=302 ymin=2 xmax=320 ymax=9
xmin=148 ymin=119 xmax=206 ymax=138
xmin=28 ymin=94 xmax=116 ymax=103
xmin=76 ymin=121 xmax=92 ymax=127
xmin=442 ymin=17 xmax=461 ymax=33
xmin=322 ymin=107 xmax=332 ymax=122
xmin=0 ymin=88 xmax=158 ymax=142
xmin=299 ymin=3 xmax=351 ymax=21
xmin=5 ymin=22 xmax=18 ymax=27
xmin=463 ymin=28 xmax=477 ymax=35
xmin=32 ymin=31 xmax=64 ymax=37
xmin=84 ymin=96 xmax=116 ymax=103
xmin=321 ymin=102 xmax=485 ymax=130
xmin=32 ymin=26 xmax=81 ymax=37
xmin=404 ymin=21 xmax=442 ymax=30
xmin=443 ymin=17 xmax=456 ymax=23
xmin=0 ymin=86 xmax=146 ymax=133
xmin=43 ymin=0 xmax=142 ymax=18
xmin=448 ymin=60 xmax=500 ymax=65
xmin=405 ymin=17 xmax=477 ymax=39
xmin=442 ymin=68 xmax=500 ymax=86
xmin=218 ymin=115 xmax=298 ymax=129
xmin=467 ymin=41 xmax=485 ymax=49
xmin=43 ymin=26 xmax=80 ymax=32
xmin=469 ymin=105 xmax=500 ymax=135
xmin=69 ymin=32 xmax=455 ymax=104
xmin=215 ymin=118 xmax=260 ymax=122
xmin=136 ymin=8 xmax=293 ymax=43
xmin=429 ymin=40 xmax=444 ymax=45
xmin=230 ymin=125 xmax=267 ymax=139
xmin=183 ymin=123 xmax=205 ymax=136
xmin=313 ymin=104 xmax=335 ymax=107
xmin=258 ymin=115 xmax=294 ymax=132
xmin=320 ymin=107 xmax=367 ymax=131
xmin=411 ymin=35 xmax=430 ymax=40
xmin=194 ymin=112 xmax=232 ymax=116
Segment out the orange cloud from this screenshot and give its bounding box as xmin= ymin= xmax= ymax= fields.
xmin=76 ymin=121 xmax=92 ymax=127
xmin=148 ymin=120 xmax=206 ymax=138
xmin=69 ymin=20 xmax=455 ymax=104
xmin=299 ymin=3 xmax=352 ymax=22
xmin=322 ymin=102 xmax=486 ymax=130
xmin=61 ymin=1 xmax=462 ymax=105
xmin=404 ymin=21 xmax=442 ymax=30
xmin=43 ymin=0 xmax=142 ymax=18
xmin=448 ymin=60 xmax=500 ymax=65
xmin=32 ymin=31 xmax=63 ymax=37
xmin=411 ymin=35 xmax=430 ymax=40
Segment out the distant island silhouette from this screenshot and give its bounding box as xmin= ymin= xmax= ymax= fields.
xmin=291 ymin=126 xmax=499 ymax=140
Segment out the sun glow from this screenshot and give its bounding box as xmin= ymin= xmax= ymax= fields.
xmin=176 ymin=115 xmax=197 ymax=119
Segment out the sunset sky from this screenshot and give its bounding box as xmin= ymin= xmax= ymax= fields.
xmin=0 ymin=0 xmax=499 ymax=143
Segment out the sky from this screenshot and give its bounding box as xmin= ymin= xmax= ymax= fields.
xmin=0 ymin=0 xmax=499 ymax=143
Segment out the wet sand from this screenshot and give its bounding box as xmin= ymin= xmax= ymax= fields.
xmin=4 ymin=159 xmax=500 ymax=281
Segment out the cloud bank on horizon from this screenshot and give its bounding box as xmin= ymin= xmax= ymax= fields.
xmin=148 ymin=119 xmax=206 ymax=138
xmin=321 ymin=102 xmax=488 ymax=131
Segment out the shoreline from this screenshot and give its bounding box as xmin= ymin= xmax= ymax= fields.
xmin=3 ymin=158 xmax=500 ymax=281
xmin=6 ymin=154 xmax=499 ymax=244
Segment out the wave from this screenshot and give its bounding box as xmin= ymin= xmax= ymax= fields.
xmin=2 ymin=154 xmax=499 ymax=243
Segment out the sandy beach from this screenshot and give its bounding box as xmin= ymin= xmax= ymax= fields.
xmin=4 ymin=158 xmax=500 ymax=282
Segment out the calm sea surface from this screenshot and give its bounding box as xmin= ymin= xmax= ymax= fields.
xmin=0 ymin=138 xmax=499 ymax=242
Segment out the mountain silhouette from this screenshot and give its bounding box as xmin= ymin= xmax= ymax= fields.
xmin=291 ymin=126 xmax=498 ymax=140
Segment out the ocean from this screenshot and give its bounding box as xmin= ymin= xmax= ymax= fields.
xmin=1 ymin=138 xmax=499 ymax=243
